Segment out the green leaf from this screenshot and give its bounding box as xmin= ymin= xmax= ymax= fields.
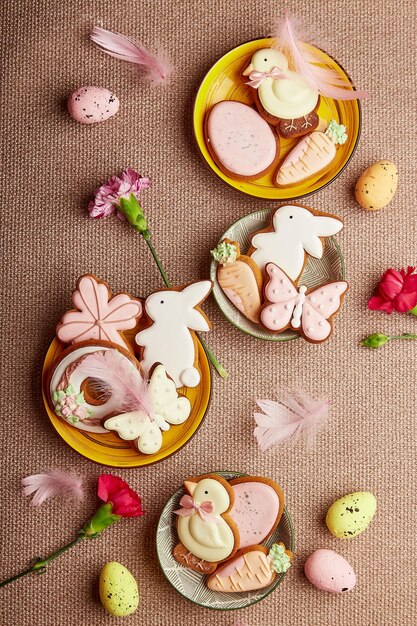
xmin=409 ymin=305 xmax=417 ymax=317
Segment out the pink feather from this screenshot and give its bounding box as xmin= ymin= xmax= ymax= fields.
xmin=254 ymin=390 xmax=330 ymax=451
xmin=22 ymin=470 xmax=83 ymax=506
xmin=272 ymin=12 xmax=369 ymax=100
xmin=77 ymin=349 xmax=153 ymax=417
xmin=90 ymin=26 xmax=172 ymax=84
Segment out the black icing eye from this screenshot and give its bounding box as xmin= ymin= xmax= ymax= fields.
xmin=289 ymin=215 xmax=293 ymax=219
xmin=264 ymin=58 xmax=267 ymax=62
xmin=160 ymin=300 xmax=164 ymax=304
xmin=204 ymin=490 xmax=208 ymax=494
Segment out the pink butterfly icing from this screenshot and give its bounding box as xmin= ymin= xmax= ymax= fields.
xmin=56 ymin=275 xmax=142 ymax=349
xmin=260 ymin=263 xmax=348 ymax=342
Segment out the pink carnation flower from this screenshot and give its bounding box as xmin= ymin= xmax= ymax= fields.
xmin=88 ymin=167 xmax=151 ymax=219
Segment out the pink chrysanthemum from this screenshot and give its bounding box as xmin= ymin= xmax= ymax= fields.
xmin=88 ymin=167 xmax=151 ymax=219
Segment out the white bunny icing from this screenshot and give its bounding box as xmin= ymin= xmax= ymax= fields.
xmin=135 ymin=281 xmax=212 ymax=388
xmin=250 ymin=205 xmax=343 ymax=280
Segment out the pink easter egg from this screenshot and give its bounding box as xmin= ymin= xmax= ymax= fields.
xmin=67 ymin=86 xmax=119 ymax=124
xmin=304 ymin=549 xmax=356 ymax=593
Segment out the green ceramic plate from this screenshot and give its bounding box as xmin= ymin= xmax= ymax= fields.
xmin=210 ymin=208 xmax=345 ymax=340
xmin=156 ymin=471 xmax=295 ymax=610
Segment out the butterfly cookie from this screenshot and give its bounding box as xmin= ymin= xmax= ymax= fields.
xmin=260 ymin=263 xmax=348 ymax=343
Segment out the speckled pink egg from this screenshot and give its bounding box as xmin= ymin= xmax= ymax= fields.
xmin=304 ymin=549 xmax=356 ymax=593
xmin=67 ymin=86 xmax=119 ymax=124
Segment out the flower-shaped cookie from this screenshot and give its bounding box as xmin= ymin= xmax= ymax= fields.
xmin=56 ymin=275 xmax=142 ymax=349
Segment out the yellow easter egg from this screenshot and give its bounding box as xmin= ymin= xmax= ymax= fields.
xmin=326 ymin=492 xmax=377 ymax=538
xmin=355 ymin=160 xmax=398 ymax=210
xmin=99 ymin=561 xmax=139 ymax=617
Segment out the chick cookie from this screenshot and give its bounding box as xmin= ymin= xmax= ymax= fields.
xmin=173 ymin=474 xmax=240 ymax=574
xmin=243 ymin=48 xmax=319 ymax=138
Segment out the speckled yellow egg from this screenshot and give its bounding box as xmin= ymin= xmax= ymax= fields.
xmin=326 ymin=492 xmax=377 ymax=539
xmin=355 ymin=160 xmax=398 ymax=210
xmin=99 ymin=561 xmax=139 ymax=616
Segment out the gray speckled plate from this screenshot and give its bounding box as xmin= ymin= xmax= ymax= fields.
xmin=156 ymin=471 xmax=294 ymax=610
xmin=210 ymin=208 xmax=345 ymax=341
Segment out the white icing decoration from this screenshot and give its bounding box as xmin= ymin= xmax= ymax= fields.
xmin=290 ymin=285 xmax=307 ymax=328
xmin=104 ymin=364 xmax=191 ymax=455
xmin=177 ymin=478 xmax=235 ymax=562
xmin=136 ymin=281 xmax=212 ymax=388
xmin=250 ymin=205 xmax=343 ymax=280
xmin=248 ymin=49 xmax=318 ymax=119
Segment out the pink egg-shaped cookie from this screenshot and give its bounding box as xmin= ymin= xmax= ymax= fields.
xmin=304 ymin=549 xmax=356 ymax=593
xmin=206 ymin=101 xmax=278 ymax=179
xmin=67 ymin=86 xmax=120 ymax=124
xmin=229 ymin=479 xmax=283 ymax=548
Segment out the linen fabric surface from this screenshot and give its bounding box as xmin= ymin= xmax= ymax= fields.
xmin=1 ymin=1 xmax=416 ymax=625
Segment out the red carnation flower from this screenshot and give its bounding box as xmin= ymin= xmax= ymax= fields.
xmin=98 ymin=474 xmax=144 ymax=518
xmin=368 ymin=266 xmax=417 ymax=314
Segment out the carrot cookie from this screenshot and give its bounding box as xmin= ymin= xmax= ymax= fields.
xmin=276 ymin=120 xmax=348 ymax=186
xmin=211 ymin=239 xmax=263 ymax=323
xmin=207 ymin=543 xmax=292 ymax=592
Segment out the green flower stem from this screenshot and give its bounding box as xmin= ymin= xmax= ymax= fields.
xmin=143 ymin=233 xmax=171 ymax=289
xmin=135 ymin=230 xmax=228 ymax=379
xmin=0 ymin=535 xmax=84 ymax=588
xmin=361 ymin=332 xmax=417 ymax=349
xmin=197 ymin=336 xmax=229 ymax=379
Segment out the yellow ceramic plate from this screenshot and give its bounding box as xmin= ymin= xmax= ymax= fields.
xmin=194 ymin=38 xmax=361 ymax=199
xmin=42 ymin=335 xmax=211 ymax=468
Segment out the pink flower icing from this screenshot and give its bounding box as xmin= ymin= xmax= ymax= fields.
xmin=56 ymin=275 xmax=142 ymax=349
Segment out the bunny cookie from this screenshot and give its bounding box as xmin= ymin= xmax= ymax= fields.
xmin=135 ymin=280 xmax=213 ymax=389
xmin=249 ymin=204 xmax=343 ymax=282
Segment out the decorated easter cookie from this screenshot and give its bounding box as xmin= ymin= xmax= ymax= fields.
xmin=229 ymin=476 xmax=284 ymax=548
xmin=211 ymin=240 xmax=263 ymax=323
xmin=49 ymin=341 xmax=191 ymax=452
xmin=304 ymin=549 xmax=356 ymax=593
xmin=248 ymin=204 xmax=343 ymax=281
xmin=326 ymin=492 xmax=377 ymax=538
xmin=135 ymin=280 xmax=212 ymax=388
xmin=56 ymin=274 xmax=142 ymax=352
xmin=173 ymin=474 xmax=239 ymax=572
xmin=205 ymin=101 xmax=279 ymax=180
xmin=276 ymin=120 xmax=348 ymax=186
xmin=260 ymin=263 xmax=348 ymax=343
xmin=242 ymin=48 xmax=319 ymax=136
xmin=104 ymin=364 xmax=191 ymax=455
xmin=67 ymin=86 xmax=120 ymax=124
xmin=48 ymin=341 xmax=139 ymax=434
xmin=207 ymin=543 xmax=292 ymax=592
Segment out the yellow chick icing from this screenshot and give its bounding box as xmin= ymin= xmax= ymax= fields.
xmin=243 ymin=48 xmax=319 ymax=120
xmin=175 ymin=478 xmax=236 ymax=563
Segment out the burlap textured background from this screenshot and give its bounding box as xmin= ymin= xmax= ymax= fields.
xmin=1 ymin=1 xmax=416 ymax=625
